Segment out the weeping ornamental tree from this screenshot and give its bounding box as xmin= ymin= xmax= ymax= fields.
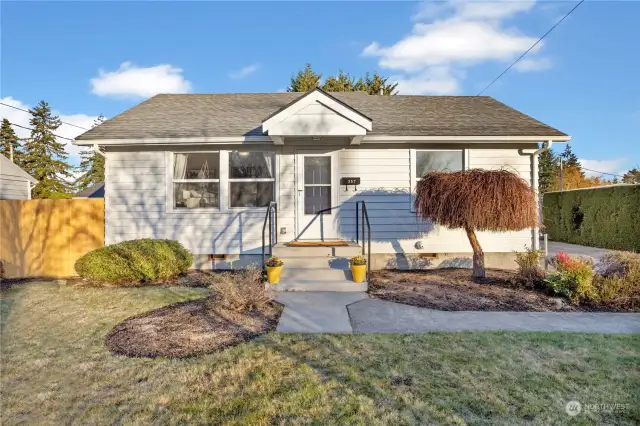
xmin=414 ymin=169 xmax=539 ymax=278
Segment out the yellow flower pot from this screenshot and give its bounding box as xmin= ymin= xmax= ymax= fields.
xmin=266 ymin=265 xmax=283 ymax=284
xmin=350 ymin=264 xmax=367 ymax=283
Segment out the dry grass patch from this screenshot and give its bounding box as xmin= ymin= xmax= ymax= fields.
xmin=1 ymin=282 xmax=638 ymax=425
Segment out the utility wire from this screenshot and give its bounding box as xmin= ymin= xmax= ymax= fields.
xmin=0 ymin=101 xmax=91 ymax=131
xmin=581 ymin=167 xmax=625 ymax=179
xmin=477 ymin=0 xmax=585 ymax=95
xmin=7 ymin=121 xmax=75 ymax=141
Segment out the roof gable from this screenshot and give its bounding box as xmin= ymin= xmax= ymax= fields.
xmin=0 ymin=154 xmax=38 ymax=184
xmin=262 ymin=88 xmax=372 ymax=136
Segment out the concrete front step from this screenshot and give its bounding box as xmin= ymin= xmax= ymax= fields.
xmin=279 ymin=256 xmax=351 ymax=269
xmin=273 ymin=280 xmax=368 ymax=292
xmin=272 ymin=243 xmax=362 ymax=258
xmin=273 ymin=267 xmax=368 ymax=292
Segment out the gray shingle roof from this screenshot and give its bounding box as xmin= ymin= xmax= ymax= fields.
xmin=75 ymin=92 xmax=567 ymax=141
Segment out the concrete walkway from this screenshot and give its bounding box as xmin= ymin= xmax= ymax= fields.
xmin=274 ymin=292 xmax=640 ymax=334
xmin=275 ymin=292 xmax=367 ymax=333
xmin=348 ymin=299 xmax=640 ymax=334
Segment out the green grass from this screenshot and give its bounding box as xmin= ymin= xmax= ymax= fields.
xmin=1 ymin=282 xmax=638 ymax=425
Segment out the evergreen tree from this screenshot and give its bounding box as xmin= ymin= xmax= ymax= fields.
xmin=287 ymin=64 xmax=322 ymax=92
xmin=288 ymin=64 xmax=398 ymax=95
xmin=538 ymin=148 xmax=559 ymax=193
xmin=0 ymin=118 xmax=23 ymax=165
xmin=622 ymin=168 xmax=640 ymax=184
xmin=560 ymin=144 xmax=581 ymax=169
xmin=75 ymin=114 xmax=106 ymax=192
xmin=22 ymin=101 xmax=73 ymax=198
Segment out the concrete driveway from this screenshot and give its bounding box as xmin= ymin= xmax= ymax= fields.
xmin=546 ymin=241 xmax=611 ymax=261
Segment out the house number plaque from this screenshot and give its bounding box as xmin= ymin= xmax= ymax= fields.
xmin=340 ymin=177 xmax=360 ymax=191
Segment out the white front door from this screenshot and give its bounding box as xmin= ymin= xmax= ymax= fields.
xmin=295 ymin=150 xmax=339 ymax=240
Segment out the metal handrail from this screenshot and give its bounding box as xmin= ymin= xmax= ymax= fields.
xmin=261 ymin=202 xmax=277 ymax=268
xmin=355 ymin=201 xmax=371 ymax=281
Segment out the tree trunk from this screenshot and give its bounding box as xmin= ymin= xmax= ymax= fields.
xmin=465 ymin=227 xmax=485 ymax=279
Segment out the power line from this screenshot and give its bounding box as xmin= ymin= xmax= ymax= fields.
xmin=477 ymin=0 xmax=585 ymax=96
xmin=581 ymin=167 xmax=625 ymax=179
xmin=0 ymin=101 xmax=91 ymax=131
xmin=7 ymin=121 xmax=75 ymax=141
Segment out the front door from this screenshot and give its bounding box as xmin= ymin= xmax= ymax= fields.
xmin=295 ymin=150 xmax=338 ymax=240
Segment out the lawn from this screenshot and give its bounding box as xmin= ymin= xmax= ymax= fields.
xmin=1 ymin=282 xmax=638 ymax=425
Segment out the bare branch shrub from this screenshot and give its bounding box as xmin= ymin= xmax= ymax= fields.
xmin=206 ymin=267 xmax=273 ymax=312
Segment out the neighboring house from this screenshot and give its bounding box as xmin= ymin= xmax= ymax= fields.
xmin=74 ymin=181 xmax=105 ymax=198
xmin=73 ymin=89 xmax=570 ymax=271
xmin=0 ymin=154 xmax=37 ymax=200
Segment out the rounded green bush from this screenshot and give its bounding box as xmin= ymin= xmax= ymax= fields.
xmin=75 ymin=239 xmax=193 ymax=285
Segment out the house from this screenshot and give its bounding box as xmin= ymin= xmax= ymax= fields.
xmin=73 ymin=89 xmax=570 ymax=282
xmin=0 ymin=154 xmax=37 ymax=200
xmin=74 ymin=181 xmax=105 ymax=199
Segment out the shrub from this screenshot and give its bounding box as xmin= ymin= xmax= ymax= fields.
xmin=545 ymin=252 xmax=595 ymax=303
xmin=75 ymin=239 xmax=193 ymax=284
xmin=206 ymin=267 xmax=272 ymax=312
xmin=543 ymin=185 xmax=640 ymax=252
xmin=513 ymin=246 xmax=545 ymax=287
xmin=593 ymin=251 xmax=640 ymax=308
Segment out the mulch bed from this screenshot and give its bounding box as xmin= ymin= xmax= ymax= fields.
xmin=369 ymin=268 xmax=587 ymax=312
xmin=106 ymin=296 xmax=282 ymax=358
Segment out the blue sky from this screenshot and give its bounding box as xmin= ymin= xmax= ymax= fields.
xmin=1 ymin=1 xmax=638 ymax=176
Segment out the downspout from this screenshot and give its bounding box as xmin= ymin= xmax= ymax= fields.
xmin=92 ymin=144 xmax=106 ymax=158
xmin=531 ymin=140 xmax=553 ymax=250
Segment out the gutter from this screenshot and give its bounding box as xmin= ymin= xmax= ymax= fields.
xmin=531 ymin=140 xmax=553 ymax=250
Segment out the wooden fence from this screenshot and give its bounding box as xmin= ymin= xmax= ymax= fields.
xmin=0 ymin=199 xmax=104 ymax=278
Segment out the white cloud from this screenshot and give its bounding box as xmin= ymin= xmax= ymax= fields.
xmin=364 ymin=0 xmax=549 ymax=94
xmin=579 ymin=158 xmax=628 ymax=178
xmin=513 ymin=57 xmax=553 ymax=72
xmin=228 ymin=64 xmax=260 ymax=79
xmin=91 ymin=62 xmax=192 ymax=99
xmin=0 ymin=96 xmax=97 ymax=166
xmin=394 ymin=66 xmax=461 ymax=95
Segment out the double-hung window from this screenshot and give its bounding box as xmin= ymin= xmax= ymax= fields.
xmin=172 ymin=152 xmax=220 ymax=209
xmin=228 ymin=151 xmax=276 ymax=208
xmin=411 ymin=149 xmax=464 ymax=210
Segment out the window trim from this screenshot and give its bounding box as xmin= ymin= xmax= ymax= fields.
xmin=410 ymin=148 xmax=467 ymax=212
xmin=227 ymin=150 xmax=277 ymax=210
xmin=165 ymin=149 xmax=279 ymax=214
xmin=166 ymin=151 xmax=221 ymax=213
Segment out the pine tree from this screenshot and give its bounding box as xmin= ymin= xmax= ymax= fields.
xmin=560 ymin=144 xmax=581 ymax=169
xmin=0 ymin=118 xmax=23 ymax=165
xmin=538 ymin=148 xmax=559 ymax=193
xmin=622 ymin=168 xmax=640 ymax=184
xmin=288 ymin=64 xmax=398 ymax=95
xmin=22 ymin=101 xmax=73 ymax=199
xmin=75 ymin=114 xmax=106 ymax=192
xmin=287 ymin=64 xmax=322 ymax=92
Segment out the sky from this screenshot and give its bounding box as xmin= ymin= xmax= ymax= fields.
xmin=1 ymin=0 xmax=639 ymax=178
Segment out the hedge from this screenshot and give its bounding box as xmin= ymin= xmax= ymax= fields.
xmin=543 ymin=185 xmax=640 ymax=252
xmin=75 ymin=239 xmax=193 ymax=284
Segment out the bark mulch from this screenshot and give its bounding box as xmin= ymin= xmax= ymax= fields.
xmin=106 ymin=296 xmax=283 ymax=358
xmin=369 ymin=268 xmax=585 ymax=312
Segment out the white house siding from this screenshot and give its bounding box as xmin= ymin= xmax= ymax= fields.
xmin=0 ymin=176 xmax=30 ymax=200
xmin=104 ymin=142 xmax=537 ymax=257
xmin=105 ymin=145 xmax=279 ymax=255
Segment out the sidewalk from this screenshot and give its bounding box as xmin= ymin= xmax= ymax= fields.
xmin=348 ymin=299 xmax=640 ymax=334
xmin=274 ymin=292 xmax=640 ymax=334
